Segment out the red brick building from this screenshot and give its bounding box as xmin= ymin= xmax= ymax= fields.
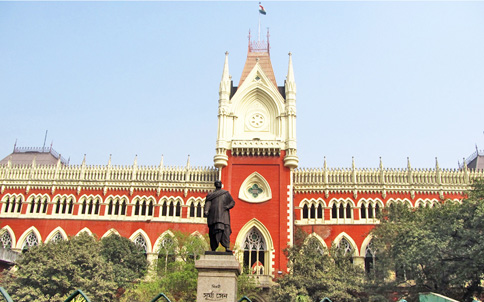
xmin=1 ymin=36 xmax=483 ymax=291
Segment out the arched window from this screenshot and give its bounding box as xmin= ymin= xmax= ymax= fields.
xmin=345 ymin=204 xmax=352 ymax=219
xmin=365 ymin=241 xmax=376 ymax=274
xmin=196 ymin=203 xmax=202 ymax=217
xmin=190 ymin=203 xmax=195 ymax=218
xmin=16 ymin=198 xmax=22 ymax=213
xmin=134 ymin=234 xmax=148 ymax=254
xmin=337 ymin=237 xmax=354 ymax=264
xmin=175 ymin=202 xmax=181 ymax=217
xmin=243 ymin=228 xmax=267 ymax=275
xmin=148 ymin=201 xmax=154 ymax=216
xmin=22 ymin=232 xmax=39 ymax=251
xmin=368 ymin=204 xmax=374 ymax=218
xmin=68 ymin=198 xmax=73 ymax=214
xmin=310 ymin=204 xmax=316 ymax=219
xmin=168 ymin=202 xmax=174 ymax=216
xmin=317 ymin=204 xmax=323 ymax=219
xmin=134 ymin=201 xmax=140 ymax=216
xmin=94 ymin=199 xmax=100 ymax=214
xmin=114 ymin=200 xmax=120 ymax=215
xmin=338 ymin=204 xmax=344 ymax=219
xmin=331 ymin=204 xmax=337 ymax=219
xmin=61 ymin=198 xmax=67 ymax=214
xmin=141 ymin=201 xmax=147 ymax=216
xmin=1 ymin=231 xmax=12 ymax=249
xmin=51 ymin=231 xmax=64 ymax=243
xmin=121 ymin=201 xmax=127 ymax=215
xmin=42 ymin=197 xmax=48 ymax=214
xmin=4 ymin=197 xmax=10 ymax=213
xmin=29 ymin=198 xmax=36 ymax=214
xmin=302 ymin=204 xmax=309 ymax=219
xmin=108 ymin=200 xmax=113 ymax=215
xmin=360 ymin=204 xmax=367 ymax=219
xmin=81 ymin=199 xmax=87 ymax=214
xmin=306 ymin=236 xmax=325 ymax=255
xmin=161 ymin=202 xmax=167 ymax=216
xmin=88 ymin=199 xmax=93 ymax=214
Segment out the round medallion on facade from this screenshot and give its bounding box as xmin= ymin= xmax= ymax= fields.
xmin=248 ymin=112 xmax=265 ymax=129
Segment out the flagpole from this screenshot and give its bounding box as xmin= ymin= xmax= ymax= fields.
xmin=258 ymin=9 xmax=261 ymax=43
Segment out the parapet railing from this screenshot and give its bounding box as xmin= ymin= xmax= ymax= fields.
xmin=294 ymin=165 xmax=484 ymax=196
xmin=13 ymin=146 xmax=69 ymax=165
xmin=0 ymin=162 xmax=218 ymax=195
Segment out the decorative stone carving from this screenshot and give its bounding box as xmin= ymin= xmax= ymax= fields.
xmin=238 ymin=172 xmax=272 ymax=203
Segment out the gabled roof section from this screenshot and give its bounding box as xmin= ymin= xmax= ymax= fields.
xmin=0 ymin=146 xmax=69 ymax=166
xmin=238 ymin=30 xmax=277 ymax=88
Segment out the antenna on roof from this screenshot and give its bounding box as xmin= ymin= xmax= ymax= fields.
xmin=42 ymin=130 xmax=48 ymax=151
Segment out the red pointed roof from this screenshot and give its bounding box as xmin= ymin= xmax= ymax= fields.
xmin=238 ymin=32 xmax=277 ymax=88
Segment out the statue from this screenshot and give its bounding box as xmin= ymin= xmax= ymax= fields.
xmin=204 ymin=180 xmax=235 ymax=252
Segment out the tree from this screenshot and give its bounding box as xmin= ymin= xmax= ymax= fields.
xmin=370 ymin=180 xmax=484 ymax=302
xmin=271 ymin=229 xmax=365 ymax=302
xmin=3 ymin=232 xmax=118 ymax=302
xmin=100 ymin=234 xmax=149 ymax=289
xmin=122 ymin=230 xmax=208 ymax=302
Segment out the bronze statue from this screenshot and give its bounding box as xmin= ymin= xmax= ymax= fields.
xmin=204 ymin=180 xmax=235 ymax=252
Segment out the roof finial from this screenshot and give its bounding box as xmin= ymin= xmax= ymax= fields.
xmin=286 ymin=52 xmax=295 ymax=84
xmin=407 ymin=157 xmax=411 ymax=170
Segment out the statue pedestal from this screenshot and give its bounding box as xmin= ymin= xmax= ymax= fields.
xmin=195 ymin=252 xmax=241 ymax=302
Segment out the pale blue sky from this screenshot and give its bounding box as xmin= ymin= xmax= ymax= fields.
xmin=1 ymin=1 xmax=484 ymax=169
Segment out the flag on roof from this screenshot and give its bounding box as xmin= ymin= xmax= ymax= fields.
xmin=259 ymin=3 xmax=266 ymax=15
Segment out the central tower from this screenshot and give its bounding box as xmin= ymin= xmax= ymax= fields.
xmin=213 ymin=32 xmax=298 ymax=277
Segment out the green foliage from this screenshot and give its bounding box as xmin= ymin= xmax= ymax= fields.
xmin=124 ymin=230 xmax=209 ymax=302
xmin=3 ymin=232 xmax=118 ymax=302
xmin=370 ymin=179 xmax=484 ymax=302
xmin=100 ymin=234 xmax=149 ymax=288
xmin=237 ymin=268 xmax=261 ymax=300
xmin=271 ymin=228 xmax=365 ymax=302
xmin=2 ymin=232 xmax=149 ymax=302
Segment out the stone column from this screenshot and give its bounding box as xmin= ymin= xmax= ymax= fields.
xmin=195 ymin=252 xmax=241 ymax=302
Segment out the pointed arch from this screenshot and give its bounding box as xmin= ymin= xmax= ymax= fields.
xmin=305 ymin=232 xmax=329 ymax=251
xmin=76 ymin=227 xmax=93 ymax=237
xmin=187 ymin=197 xmax=205 ymax=219
xmin=1 ymin=193 xmax=25 ymax=214
xmin=386 ymin=198 xmax=412 ymax=208
xmin=102 ymin=228 xmax=120 ymax=238
xmin=235 ymin=219 xmax=275 ymax=276
xmin=333 ymin=232 xmax=359 ymax=257
xmin=0 ymin=225 xmax=16 ymax=249
xmin=360 ymin=235 xmax=374 ymax=257
xmin=129 ymin=229 xmax=153 ymax=254
xmin=16 ymin=226 xmax=42 ymax=250
xmin=153 ymin=230 xmax=176 ymax=254
xmin=239 ymin=172 xmax=272 ymax=203
xmin=45 ymin=227 xmax=68 ymax=243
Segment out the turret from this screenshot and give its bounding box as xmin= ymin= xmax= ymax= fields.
xmin=283 ymin=52 xmax=299 ymax=169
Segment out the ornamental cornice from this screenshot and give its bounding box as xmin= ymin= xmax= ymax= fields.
xmin=294 ymin=167 xmax=483 ymax=196
xmin=0 ymin=164 xmax=218 ymax=195
xmin=231 ymin=140 xmax=283 ymax=156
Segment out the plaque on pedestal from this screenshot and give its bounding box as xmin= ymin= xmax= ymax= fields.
xmin=195 ymin=252 xmax=241 ymax=302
